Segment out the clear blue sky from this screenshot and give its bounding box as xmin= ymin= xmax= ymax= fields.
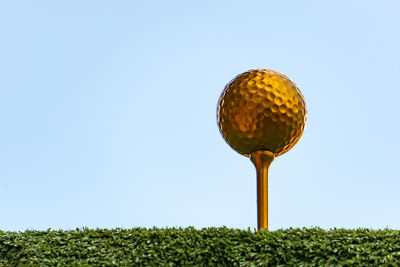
xmin=1 ymin=1 xmax=399 ymax=231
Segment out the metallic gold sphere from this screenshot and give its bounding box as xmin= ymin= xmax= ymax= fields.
xmin=217 ymin=69 xmax=307 ymax=157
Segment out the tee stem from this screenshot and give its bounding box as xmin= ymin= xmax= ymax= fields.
xmin=250 ymin=150 xmax=275 ymax=230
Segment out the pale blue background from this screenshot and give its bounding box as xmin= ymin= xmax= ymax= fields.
xmin=1 ymin=1 xmax=399 ymax=231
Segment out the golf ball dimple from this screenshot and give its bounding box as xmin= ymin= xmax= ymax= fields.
xmin=217 ymin=69 xmax=307 ymax=157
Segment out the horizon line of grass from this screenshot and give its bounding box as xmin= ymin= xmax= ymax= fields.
xmin=1 ymin=227 xmax=400 ymax=265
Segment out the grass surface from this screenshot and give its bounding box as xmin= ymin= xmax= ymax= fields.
xmin=1 ymin=227 xmax=400 ymax=266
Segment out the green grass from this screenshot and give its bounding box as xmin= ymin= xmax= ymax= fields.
xmin=1 ymin=227 xmax=400 ymax=266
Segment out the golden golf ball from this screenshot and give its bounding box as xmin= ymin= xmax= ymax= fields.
xmin=217 ymin=69 xmax=307 ymax=157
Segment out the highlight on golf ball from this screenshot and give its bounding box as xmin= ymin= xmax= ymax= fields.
xmin=217 ymin=69 xmax=307 ymax=157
